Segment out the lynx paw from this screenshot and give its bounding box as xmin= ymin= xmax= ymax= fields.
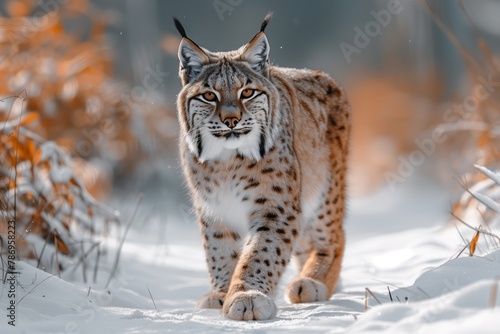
xmin=285 ymin=277 xmax=328 ymax=304
xmin=222 ymin=290 xmax=277 ymax=321
xmin=196 ymin=291 xmax=226 ymax=309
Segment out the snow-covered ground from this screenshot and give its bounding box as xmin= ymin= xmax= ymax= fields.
xmin=1 ymin=174 xmax=500 ymax=333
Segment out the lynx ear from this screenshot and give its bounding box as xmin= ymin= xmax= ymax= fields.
xmin=242 ymin=32 xmax=270 ymax=73
xmin=178 ymin=38 xmax=209 ymax=84
xmin=242 ymin=13 xmax=272 ymax=73
xmin=174 ymin=17 xmax=209 ymax=85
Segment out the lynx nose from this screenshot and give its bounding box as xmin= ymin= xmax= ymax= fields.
xmin=222 ymin=116 xmax=240 ymax=129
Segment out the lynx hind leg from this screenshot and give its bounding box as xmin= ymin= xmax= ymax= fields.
xmin=285 ymin=184 xmax=345 ymax=304
xmin=196 ymin=291 xmax=226 ymax=309
xmin=292 ymin=232 xmax=312 ymax=270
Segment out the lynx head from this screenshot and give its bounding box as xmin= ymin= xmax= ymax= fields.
xmin=175 ymin=13 xmax=280 ymax=163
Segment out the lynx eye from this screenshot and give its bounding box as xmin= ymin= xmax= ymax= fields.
xmin=202 ymin=91 xmax=217 ymax=102
xmin=240 ymin=89 xmax=255 ymax=99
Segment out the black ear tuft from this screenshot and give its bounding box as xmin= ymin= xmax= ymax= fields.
xmin=173 ymin=17 xmax=188 ymax=38
xmin=260 ymin=12 xmax=273 ymax=33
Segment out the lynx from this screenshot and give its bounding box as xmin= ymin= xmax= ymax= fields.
xmin=174 ymin=14 xmax=351 ymax=321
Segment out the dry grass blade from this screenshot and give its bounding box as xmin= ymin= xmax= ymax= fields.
xmin=80 ymin=241 xmax=87 ymax=283
xmin=451 ymin=212 xmax=500 ymax=243
xmin=66 ymin=242 xmax=100 ymax=276
xmin=105 ymin=193 xmax=144 ymax=289
xmin=54 ymin=235 xmax=61 ymax=277
xmin=17 ymin=275 xmax=55 ymax=305
xmin=0 ymin=236 xmax=5 ymax=282
xmin=364 ymin=287 xmax=381 ymax=311
xmin=490 ymin=277 xmax=499 ymax=309
xmin=147 ymin=285 xmax=159 ymax=312
xmin=421 ymin=0 xmax=483 ymax=76
xmin=455 ymin=242 xmax=470 ymax=259
xmin=93 ymin=247 xmax=101 ymax=284
xmin=460 ymin=0 xmax=500 ymax=73
xmin=36 ymin=234 xmax=51 ymax=269
xmin=452 ymin=223 xmax=470 ymax=259
xmin=416 ymin=287 xmax=431 ymax=299
xmin=387 ymin=286 xmax=393 ymax=302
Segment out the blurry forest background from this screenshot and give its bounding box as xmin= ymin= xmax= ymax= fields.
xmin=1 ymin=0 xmax=500 ymax=272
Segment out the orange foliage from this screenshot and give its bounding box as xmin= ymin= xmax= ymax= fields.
xmin=0 ymin=0 xmax=163 ymax=271
xmin=0 ymin=115 xmax=119 ymax=263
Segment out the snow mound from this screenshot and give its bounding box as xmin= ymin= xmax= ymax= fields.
xmin=351 ymin=250 xmax=500 ymax=334
xmin=392 ymin=250 xmax=500 ymax=303
xmin=1 ymin=178 xmax=499 ymax=333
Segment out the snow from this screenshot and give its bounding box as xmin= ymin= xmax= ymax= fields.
xmin=1 ymin=174 xmax=500 ymax=333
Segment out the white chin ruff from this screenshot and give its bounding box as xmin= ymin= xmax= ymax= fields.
xmin=223 ymin=138 xmax=242 ymax=149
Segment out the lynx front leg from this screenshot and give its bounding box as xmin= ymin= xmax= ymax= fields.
xmin=196 ymin=215 xmax=242 ymax=310
xmin=222 ymin=205 xmax=300 ymax=320
xmin=286 ymin=181 xmax=346 ymax=304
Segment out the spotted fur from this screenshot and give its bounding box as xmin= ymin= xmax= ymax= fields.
xmin=175 ymin=14 xmax=351 ymax=321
